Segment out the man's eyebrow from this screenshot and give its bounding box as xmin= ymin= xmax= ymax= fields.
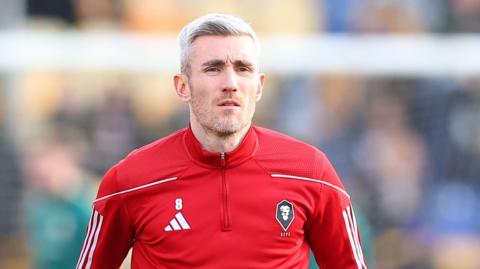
xmin=201 ymin=59 xmax=225 ymax=67
xmin=233 ymin=60 xmax=254 ymax=67
xmin=201 ymin=59 xmax=254 ymax=67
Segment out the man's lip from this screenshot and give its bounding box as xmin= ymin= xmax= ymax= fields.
xmin=217 ymin=99 xmax=241 ymax=106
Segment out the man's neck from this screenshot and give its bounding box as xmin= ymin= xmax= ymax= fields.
xmin=190 ymin=121 xmax=250 ymax=153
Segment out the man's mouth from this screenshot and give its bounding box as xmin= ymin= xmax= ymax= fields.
xmin=217 ymin=99 xmax=241 ymax=107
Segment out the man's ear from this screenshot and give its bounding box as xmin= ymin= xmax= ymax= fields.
xmin=256 ymin=73 xmax=266 ymax=101
xmin=174 ymin=73 xmax=191 ymax=102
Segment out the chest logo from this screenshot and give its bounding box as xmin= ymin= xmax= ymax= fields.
xmin=276 ymin=200 xmax=295 ymax=231
xmin=164 ymin=212 xmax=191 ymax=231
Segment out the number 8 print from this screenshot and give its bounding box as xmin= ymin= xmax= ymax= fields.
xmin=175 ymin=198 xmax=183 ymax=210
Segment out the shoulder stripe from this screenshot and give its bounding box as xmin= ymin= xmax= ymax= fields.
xmin=343 ymin=206 xmax=367 ymax=269
xmin=76 ymin=211 xmax=95 ymax=269
xmin=271 ymin=174 xmax=350 ymax=199
xmin=76 ymin=210 xmax=101 ymax=269
xmin=349 ymin=206 xmax=367 ymax=268
xmin=94 ymin=177 xmax=178 ymax=203
xmin=85 ymin=212 xmax=103 ymax=269
xmin=76 ymin=210 xmax=105 ymax=269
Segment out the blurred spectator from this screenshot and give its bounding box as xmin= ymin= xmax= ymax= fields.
xmin=318 ymin=0 xmax=358 ymax=32
xmin=353 ymin=81 xmax=427 ymax=228
xmin=352 ymin=0 xmax=427 ymax=33
xmin=431 ymin=235 xmax=480 ymax=269
xmin=22 ymin=132 xmax=94 ymax=269
xmin=409 ymin=79 xmax=456 ymax=185
xmin=53 ymin=87 xmax=93 ymax=141
xmin=375 ymin=228 xmax=431 ymax=268
xmin=129 ymin=73 xmax=183 ymax=144
xmin=443 ymin=0 xmax=480 ymax=32
xmin=319 ymin=0 xmax=442 ymax=33
xmin=428 ymin=181 xmax=479 ymax=234
xmin=232 ymin=0 xmax=319 ymax=33
xmin=121 ymin=0 xmax=191 ymax=32
xmin=26 ymin=0 xmax=76 ymax=26
xmin=0 ymin=85 xmax=23 ymax=268
xmin=447 ymin=83 xmax=480 ymax=182
xmin=88 ymin=86 xmax=139 ymax=174
xmin=75 ymin=0 xmax=121 ymax=29
xmin=275 ymin=77 xmax=321 ymax=144
xmin=312 ymin=75 xmax=365 ymax=179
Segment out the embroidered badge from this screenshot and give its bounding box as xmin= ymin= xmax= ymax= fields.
xmin=276 ymin=200 xmax=295 ymax=231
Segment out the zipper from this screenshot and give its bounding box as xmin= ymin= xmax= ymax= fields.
xmin=220 ymin=152 xmax=231 ymax=231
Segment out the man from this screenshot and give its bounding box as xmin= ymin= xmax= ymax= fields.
xmin=76 ymin=13 xmax=367 ymax=269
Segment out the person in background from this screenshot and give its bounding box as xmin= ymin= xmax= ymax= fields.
xmin=24 ymin=133 xmax=93 ymax=269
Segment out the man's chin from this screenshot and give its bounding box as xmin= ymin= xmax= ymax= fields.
xmin=212 ymin=125 xmax=240 ymax=137
xmin=211 ymin=121 xmax=245 ymax=137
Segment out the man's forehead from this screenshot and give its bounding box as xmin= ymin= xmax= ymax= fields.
xmin=192 ymin=34 xmax=256 ymax=48
xmin=190 ymin=35 xmax=258 ymax=63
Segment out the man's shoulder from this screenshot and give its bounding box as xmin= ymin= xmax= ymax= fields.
xmin=253 ymin=126 xmax=328 ymax=179
xmin=253 ymin=126 xmax=320 ymax=155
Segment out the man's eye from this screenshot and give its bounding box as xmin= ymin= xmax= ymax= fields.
xmin=205 ymin=67 xmax=221 ymax=72
xmin=237 ymin=66 xmax=252 ymax=72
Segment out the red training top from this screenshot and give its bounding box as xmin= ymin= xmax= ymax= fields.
xmin=76 ymin=125 xmax=367 ymax=269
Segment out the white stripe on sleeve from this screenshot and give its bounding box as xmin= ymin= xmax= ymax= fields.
xmin=343 ymin=207 xmax=362 ymax=269
xmin=76 ymin=210 xmax=94 ymax=269
xmin=85 ymin=213 xmax=104 ymax=269
xmin=349 ymin=206 xmax=367 ymax=268
xmin=77 ymin=210 xmax=99 ymax=269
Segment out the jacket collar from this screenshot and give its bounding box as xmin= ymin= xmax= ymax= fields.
xmin=183 ymin=125 xmax=258 ymax=169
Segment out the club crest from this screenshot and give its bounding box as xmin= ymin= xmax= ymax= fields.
xmin=276 ymin=200 xmax=295 ymax=231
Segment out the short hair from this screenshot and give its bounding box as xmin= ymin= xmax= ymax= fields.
xmin=178 ymin=13 xmax=260 ymax=75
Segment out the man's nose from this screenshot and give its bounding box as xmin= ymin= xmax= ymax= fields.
xmin=221 ymin=67 xmax=238 ymax=92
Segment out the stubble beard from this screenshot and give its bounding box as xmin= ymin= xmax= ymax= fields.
xmin=189 ymin=86 xmax=254 ymax=138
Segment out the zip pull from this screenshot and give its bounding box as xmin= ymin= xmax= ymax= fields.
xmin=220 ymin=152 xmax=226 ymax=167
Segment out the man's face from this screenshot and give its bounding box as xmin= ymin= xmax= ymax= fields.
xmin=177 ymin=35 xmax=265 ymax=136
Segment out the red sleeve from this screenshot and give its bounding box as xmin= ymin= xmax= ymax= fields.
xmin=306 ymin=153 xmax=367 ymax=269
xmin=76 ymin=166 xmax=134 ymax=269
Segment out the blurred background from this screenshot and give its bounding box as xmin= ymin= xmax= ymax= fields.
xmin=0 ymin=0 xmax=480 ymax=268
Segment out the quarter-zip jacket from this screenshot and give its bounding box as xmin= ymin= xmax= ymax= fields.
xmin=76 ymin=126 xmax=367 ymax=269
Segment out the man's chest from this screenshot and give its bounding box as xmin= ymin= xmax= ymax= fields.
xmin=123 ymin=167 xmax=317 ymax=258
